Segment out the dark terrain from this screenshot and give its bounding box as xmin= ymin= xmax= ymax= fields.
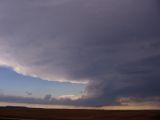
xmin=0 ymin=107 xmax=159 ymax=120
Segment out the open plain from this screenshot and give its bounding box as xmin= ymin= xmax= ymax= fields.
xmin=0 ymin=107 xmax=160 ymax=120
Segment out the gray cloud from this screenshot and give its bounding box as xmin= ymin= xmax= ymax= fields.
xmin=25 ymin=91 xmax=32 ymax=96
xmin=0 ymin=0 xmax=160 ymax=106
xmin=116 ymin=96 xmax=160 ymax=107
xmin=0 ymin=93 xmax=81 ymax=106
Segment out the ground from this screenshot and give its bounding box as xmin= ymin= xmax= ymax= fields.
xmin=0 ymin=107 xmax=160 ymax=120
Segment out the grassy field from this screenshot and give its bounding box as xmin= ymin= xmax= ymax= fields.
xmin=0 ymin=107 xmax=160 ymax=120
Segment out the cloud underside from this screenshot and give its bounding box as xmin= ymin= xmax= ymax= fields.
xmin=0 ymin=0 xmax=160 ymax=106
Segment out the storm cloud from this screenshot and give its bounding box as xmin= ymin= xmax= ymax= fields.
xmin=0 ymin=0 xmax=160 ymax=106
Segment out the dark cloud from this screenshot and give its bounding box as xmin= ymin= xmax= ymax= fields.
xmin=116 ymin=96 xmax=160 ymax=106
xmin=0 ymin=0 xmax=160 ymax=106
xmin=115 ymin=55 xmax=160 ymax=97
xmin=44 ymin=94 xmax=52 ymax=101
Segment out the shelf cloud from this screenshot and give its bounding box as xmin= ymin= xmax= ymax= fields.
xmin=0 ymin=0 xmax=160 ymax=106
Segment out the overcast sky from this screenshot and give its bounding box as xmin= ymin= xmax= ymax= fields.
xmin=0 ymin=0 xmax=160 ymax=108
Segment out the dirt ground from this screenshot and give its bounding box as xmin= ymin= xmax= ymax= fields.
xmin=0 ymin=107 xmax=160 ymax=120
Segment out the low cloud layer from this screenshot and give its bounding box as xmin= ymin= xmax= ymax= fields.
xmin=0 ymin=93 xmax=83 ymax=106
xmin=0 ymin=0 xmax=160 ymax=106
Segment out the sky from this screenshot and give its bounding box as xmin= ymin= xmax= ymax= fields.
xmin=0 ymin=0 xmax=160 ymax=109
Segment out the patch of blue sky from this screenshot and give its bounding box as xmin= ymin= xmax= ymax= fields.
xmin=0 ymin=67 xmax=85 ymax=98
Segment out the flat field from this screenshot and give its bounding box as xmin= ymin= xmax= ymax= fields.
xmin=0 ymin=107 xmax=159 ymax=120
